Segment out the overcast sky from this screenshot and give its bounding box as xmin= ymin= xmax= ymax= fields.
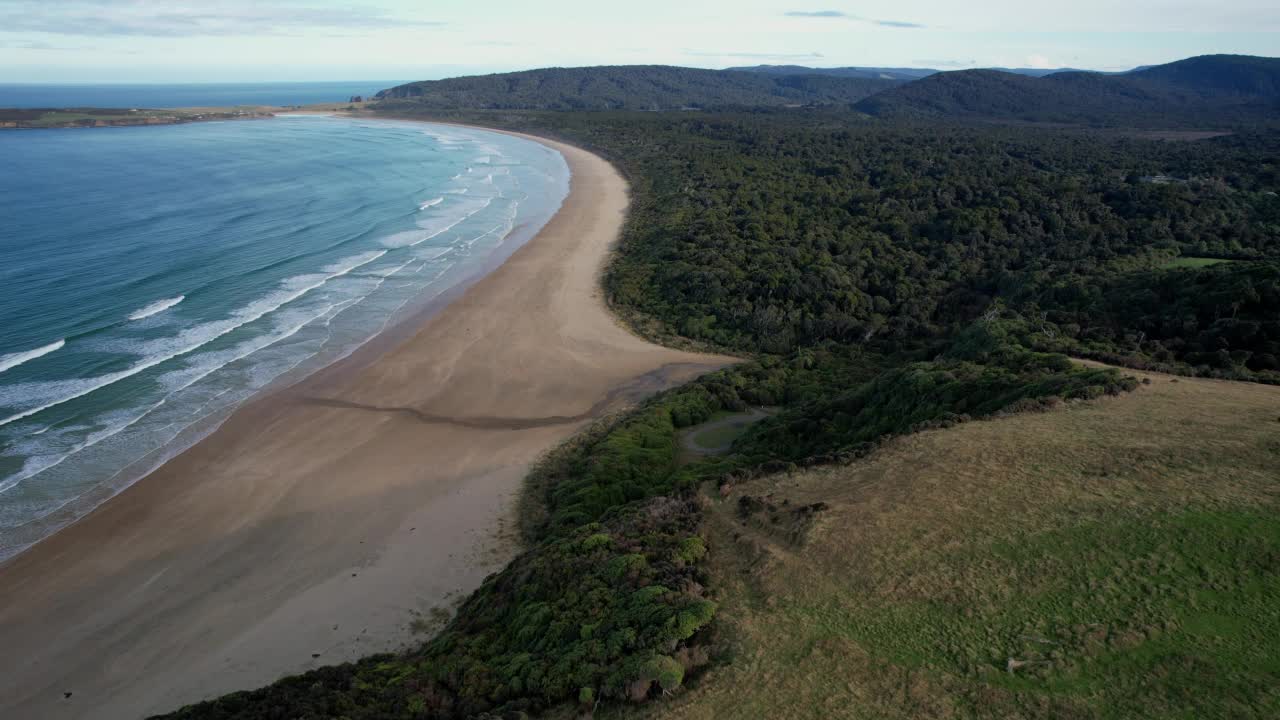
xmin=1 ymin=0 xmax=1276 ymax=83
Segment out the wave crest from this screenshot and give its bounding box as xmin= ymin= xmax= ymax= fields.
xmin=0 ymin=340 xmax=65 ymax=375
xmin=128 ymin=296 xmax=185 ymax=321
xmin=0 ymin=251 xmax=385 ymax=428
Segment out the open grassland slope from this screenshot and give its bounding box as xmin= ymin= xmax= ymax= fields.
xmin=609 ymin=367 xmax=1280 ymax=719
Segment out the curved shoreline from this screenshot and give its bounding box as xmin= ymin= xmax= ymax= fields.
xmin=0 ymin=127 xmax=733 ymax=719
xmin=0 ymin=117 xmax=569 ymax=564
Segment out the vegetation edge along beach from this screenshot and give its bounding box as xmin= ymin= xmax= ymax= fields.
xmin=0 ymin=123 xmax=729 ymax=719
xmin=159 ymin=71 xmax=1278 ymax=719
xmin=2 ymin=51 xmax=1277 ymax=720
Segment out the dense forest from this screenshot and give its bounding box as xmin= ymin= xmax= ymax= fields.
xmin=729 ymin=64 xmax=1116 ymax=79
xmin=855 ymin=55 xmax=1280 ymax=126
xmin=375 ymin=66 xmax=903 ymax=110
xmin=375 ymin=56 xmax=1280 ymax=125
xmin=165 ymin=68 xmax=1280 ymax=719
xmin=380 ymin=109 xmax=1277 ymax=382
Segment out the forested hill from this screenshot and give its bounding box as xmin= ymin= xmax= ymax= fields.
xmin=727 ymin=65 xmax=1101 ymax=79
xmin=376 ymin=55 xmax=1278 ymax=123
xmin=374 ymin=65 xmax=903 ymax=110
xmin=855 ymin=54 xmax=1280 ymax=126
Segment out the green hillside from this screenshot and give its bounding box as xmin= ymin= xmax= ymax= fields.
xmin=610 ymin=366 xmax=1280 ymax=720
xmin=854 ymin=55 xmax=1280 ymax=126
xmin=374 ymin=55 xmax=1280 ymax=124
xmin=376 ymin=66 xmax=902 ymax=110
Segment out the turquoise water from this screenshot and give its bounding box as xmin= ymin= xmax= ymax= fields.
xmin=0 ymin=116 xmax=569 ymax=559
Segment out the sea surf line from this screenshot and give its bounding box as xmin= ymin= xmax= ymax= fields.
xmin=0 ymin=116 xmax=570 ymax=559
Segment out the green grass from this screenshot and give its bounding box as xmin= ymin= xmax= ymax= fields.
xmin=612 ymin=367 xmax=1280 ymax=720
xmin=1 ymin=108 xmax=267 ymax=129
xmin=690 ymin=423 xmax=748 ymax=450
xmin=1161 ymin=256 xmax=1233 ymax=269
xmin=683 ymin=410 xmax=765 ymax=451
xmin=21 ymin=110 xmax=180 ymax=126
xmin=839 ymin=510 xmax=1280 ymax=718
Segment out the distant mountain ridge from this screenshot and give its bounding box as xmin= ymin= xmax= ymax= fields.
xmin=375 ymin=65 xmax=904 ymax=110
xmin=727 ymin=65 xmax=1134 ymax=79
xmin=375 ymin=55 xmax=1280 ymax=127
xmin=853 ymin=55 xmax=1280 ymax=125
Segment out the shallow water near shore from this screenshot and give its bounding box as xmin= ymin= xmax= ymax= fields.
xmin=0 ymin=115 xmax=569 ymax=560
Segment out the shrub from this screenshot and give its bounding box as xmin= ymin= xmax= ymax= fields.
xmin=164 ymin=499 xmax=715 ymax=719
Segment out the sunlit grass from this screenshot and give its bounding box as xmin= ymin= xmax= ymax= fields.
xmin=1161 ymin=256 xmax=1232 ymax=269
xmin=610 ymin=367 xmax=1280 ymax=719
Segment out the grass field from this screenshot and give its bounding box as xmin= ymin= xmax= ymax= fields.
xmin=691 ymin=423 xmax=744 ymax=449
xmin=0 ymin=107 xmax=271 ymax=128
xmin=1161 ymin=256 xmax=1234 ymax=269
xmin=0 ymin=108 xmax=177 ymax=127
xmin=678 ymin=408 xmax=773 ymax=461
xmin=605 ymin=366 xmax=1280 ymax=719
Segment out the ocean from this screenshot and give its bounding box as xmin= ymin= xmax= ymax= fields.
xmin=0 ymin=115 xmax=569 ymax=560
xmin=0 ymin=81 xmax=403 ymax=108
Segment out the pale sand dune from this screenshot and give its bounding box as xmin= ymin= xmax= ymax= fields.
xmin=0 ymin=133 xmax=733 ymax=720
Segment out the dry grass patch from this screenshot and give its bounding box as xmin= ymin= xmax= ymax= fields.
xmin=609 ymin=367 xmax=1280 ymax=719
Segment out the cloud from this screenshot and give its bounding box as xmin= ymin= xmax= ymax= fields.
xmin=784 ymin=10 xmax=848 ymax=17
xmin=0 ymin=1 xmax=444 ymax=38
xmin=784 ymin=9 xmax=924 ymax=28
xmin=2 ymin=40 xmax=83 ymax=51
xmin=0 ymin=39 xmax=141 ymax=54
xmin=686 ymin=50 xmax=826 ymax=61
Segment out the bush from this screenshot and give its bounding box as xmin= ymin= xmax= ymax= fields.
xmin=739 ymin=322 xmax=1137 ymax=461
xmin=163 ymin=499 xmax=715 ymax=719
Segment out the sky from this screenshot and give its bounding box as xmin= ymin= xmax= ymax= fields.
xmin=0 ymin=0 xmax=1276 ymax=83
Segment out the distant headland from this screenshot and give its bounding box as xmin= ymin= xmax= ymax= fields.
xmin=0 ymin=107 xmax=274 ymax=129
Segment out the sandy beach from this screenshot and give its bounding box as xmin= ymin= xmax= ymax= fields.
xmin=0 ymin=129 xmax=732 ymax=719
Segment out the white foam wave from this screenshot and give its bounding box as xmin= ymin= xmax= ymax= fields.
xmin=380 ymin=197 xmax=494 ymax=249
xmin=128 ymin=296 xmax=185 ymax=321
xmin=0 ymin=340 xmax=65 ymax=375
xmin=415 ymin=247 xmax=452 ymax=261
xmin=0 ymin=300 xmax=344 ymax=493
xmin=419 ymin=197 xmax=443 ymax=210
xmin=0 ymin=251 xmax=385 ymax=428
xmin=419 ymin=130 xmax=466 ymax=147
xmin=372 ymin=257 xmax=417 ymax=278
xmin=470 ymin=221 xmax=513 ymax=247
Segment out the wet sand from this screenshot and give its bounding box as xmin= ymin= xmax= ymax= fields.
xmin=0 ymin=130 xmax=733 ymax=719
